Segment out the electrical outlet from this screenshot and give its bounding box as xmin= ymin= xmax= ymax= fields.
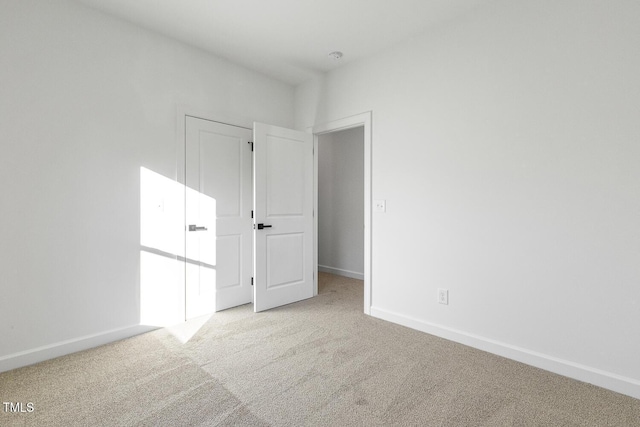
xmin=438 ymin=288 xmax=449 ymax=305
xmin=374 ymin=200 xmax=386 ymax=212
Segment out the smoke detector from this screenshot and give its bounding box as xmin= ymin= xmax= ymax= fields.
xmin=328 ymin=51 xmax=343 ymax=60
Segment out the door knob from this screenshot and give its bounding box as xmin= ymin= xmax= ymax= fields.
xmin=256 ymin=223 xmax=272 ymax=230
xmin=188 ymin=224 xmax=208 ymax=231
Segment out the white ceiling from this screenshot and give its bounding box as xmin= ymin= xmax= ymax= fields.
xmin=76 ymin=0 xmax=492 ymax=85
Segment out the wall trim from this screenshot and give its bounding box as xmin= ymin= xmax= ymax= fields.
xmin=0 ymin=325 xmax=157 ymax=373
xmin=318 ymin=265 xmax=364 ymax=280
xmin=370 ymin=306 xmax=640 ymax=400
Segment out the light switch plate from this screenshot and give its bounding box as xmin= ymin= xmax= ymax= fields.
xmin=374 ymin=200 xmax=386 ymax=212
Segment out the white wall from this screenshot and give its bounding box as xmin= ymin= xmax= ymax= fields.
xmin=0 ymin=0 xmax=294 ymax=370
xmin=318 ymin=127 xmax=364 ymax=279
xmin=296 ymin=0 xmax=640 ymax=398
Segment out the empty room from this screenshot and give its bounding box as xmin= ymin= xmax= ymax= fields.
xmin=1 ymin=0 xmax=639 ymax=425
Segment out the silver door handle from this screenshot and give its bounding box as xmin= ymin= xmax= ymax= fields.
xmin=188 ymin=225 xmax=208 ymax=231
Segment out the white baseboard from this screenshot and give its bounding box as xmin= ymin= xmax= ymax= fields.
xmin=0 ymin=324 xmax=158 ymax=373
xmin=318 ymin=265 xmax=364 ymax=280
xmin=370 ymin=306 xmax=640 ymax=400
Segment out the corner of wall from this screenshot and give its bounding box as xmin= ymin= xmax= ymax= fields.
xmin=294 ymin=75 xmax=326 ymax=130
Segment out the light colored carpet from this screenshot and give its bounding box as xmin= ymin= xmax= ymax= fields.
xmin=1 ymin=273 xmax=639 ymax=426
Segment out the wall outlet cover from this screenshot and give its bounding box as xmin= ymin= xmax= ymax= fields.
xmin=438 ymin=288 xmax=449 ymax=305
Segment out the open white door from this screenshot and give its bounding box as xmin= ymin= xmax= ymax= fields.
xmin=185 ymin=117 xmax=253 ymax=319
xmin=253 ymin=122 xmax=314 ymax=312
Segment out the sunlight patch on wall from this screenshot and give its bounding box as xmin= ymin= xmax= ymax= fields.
xmin=140 ymin=250 xmax=184 ymax=326
xmin=139 ymin=167 xmax=184 ymax=327
xmin=139 ymin=167 xmax=218 ymax=340
xmin=140 ymin=167 xmax=182 ymax=257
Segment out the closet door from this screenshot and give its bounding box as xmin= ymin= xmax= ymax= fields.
xmin=185 ymin=117 xmax=253 ymax=318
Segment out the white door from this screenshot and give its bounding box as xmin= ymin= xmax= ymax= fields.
xmin=253 ymin=123 xmax=314 ymax=312
xmin=185 ymin=117 xmax=253 ymax=318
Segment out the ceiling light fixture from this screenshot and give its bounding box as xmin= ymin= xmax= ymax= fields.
xmin=328 ymin=51 xmax=343 ymax=60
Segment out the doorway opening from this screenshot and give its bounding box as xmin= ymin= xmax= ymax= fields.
xmin=317 ymin=127 xmax=364 ymax=275
xmin=312 ymin=112 xmax=372 ymax=315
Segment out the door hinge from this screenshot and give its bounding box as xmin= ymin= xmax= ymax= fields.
xmin=251 ymin=210 xmax=253 ymax=218
xmin=248 ymin=141 xmax=253 ymax=151
xmin=251 ymin=277 xmax=254 ymax=286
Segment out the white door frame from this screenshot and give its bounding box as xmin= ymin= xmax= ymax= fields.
xmin=311 ymin=111 xmax=372 ymax=315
